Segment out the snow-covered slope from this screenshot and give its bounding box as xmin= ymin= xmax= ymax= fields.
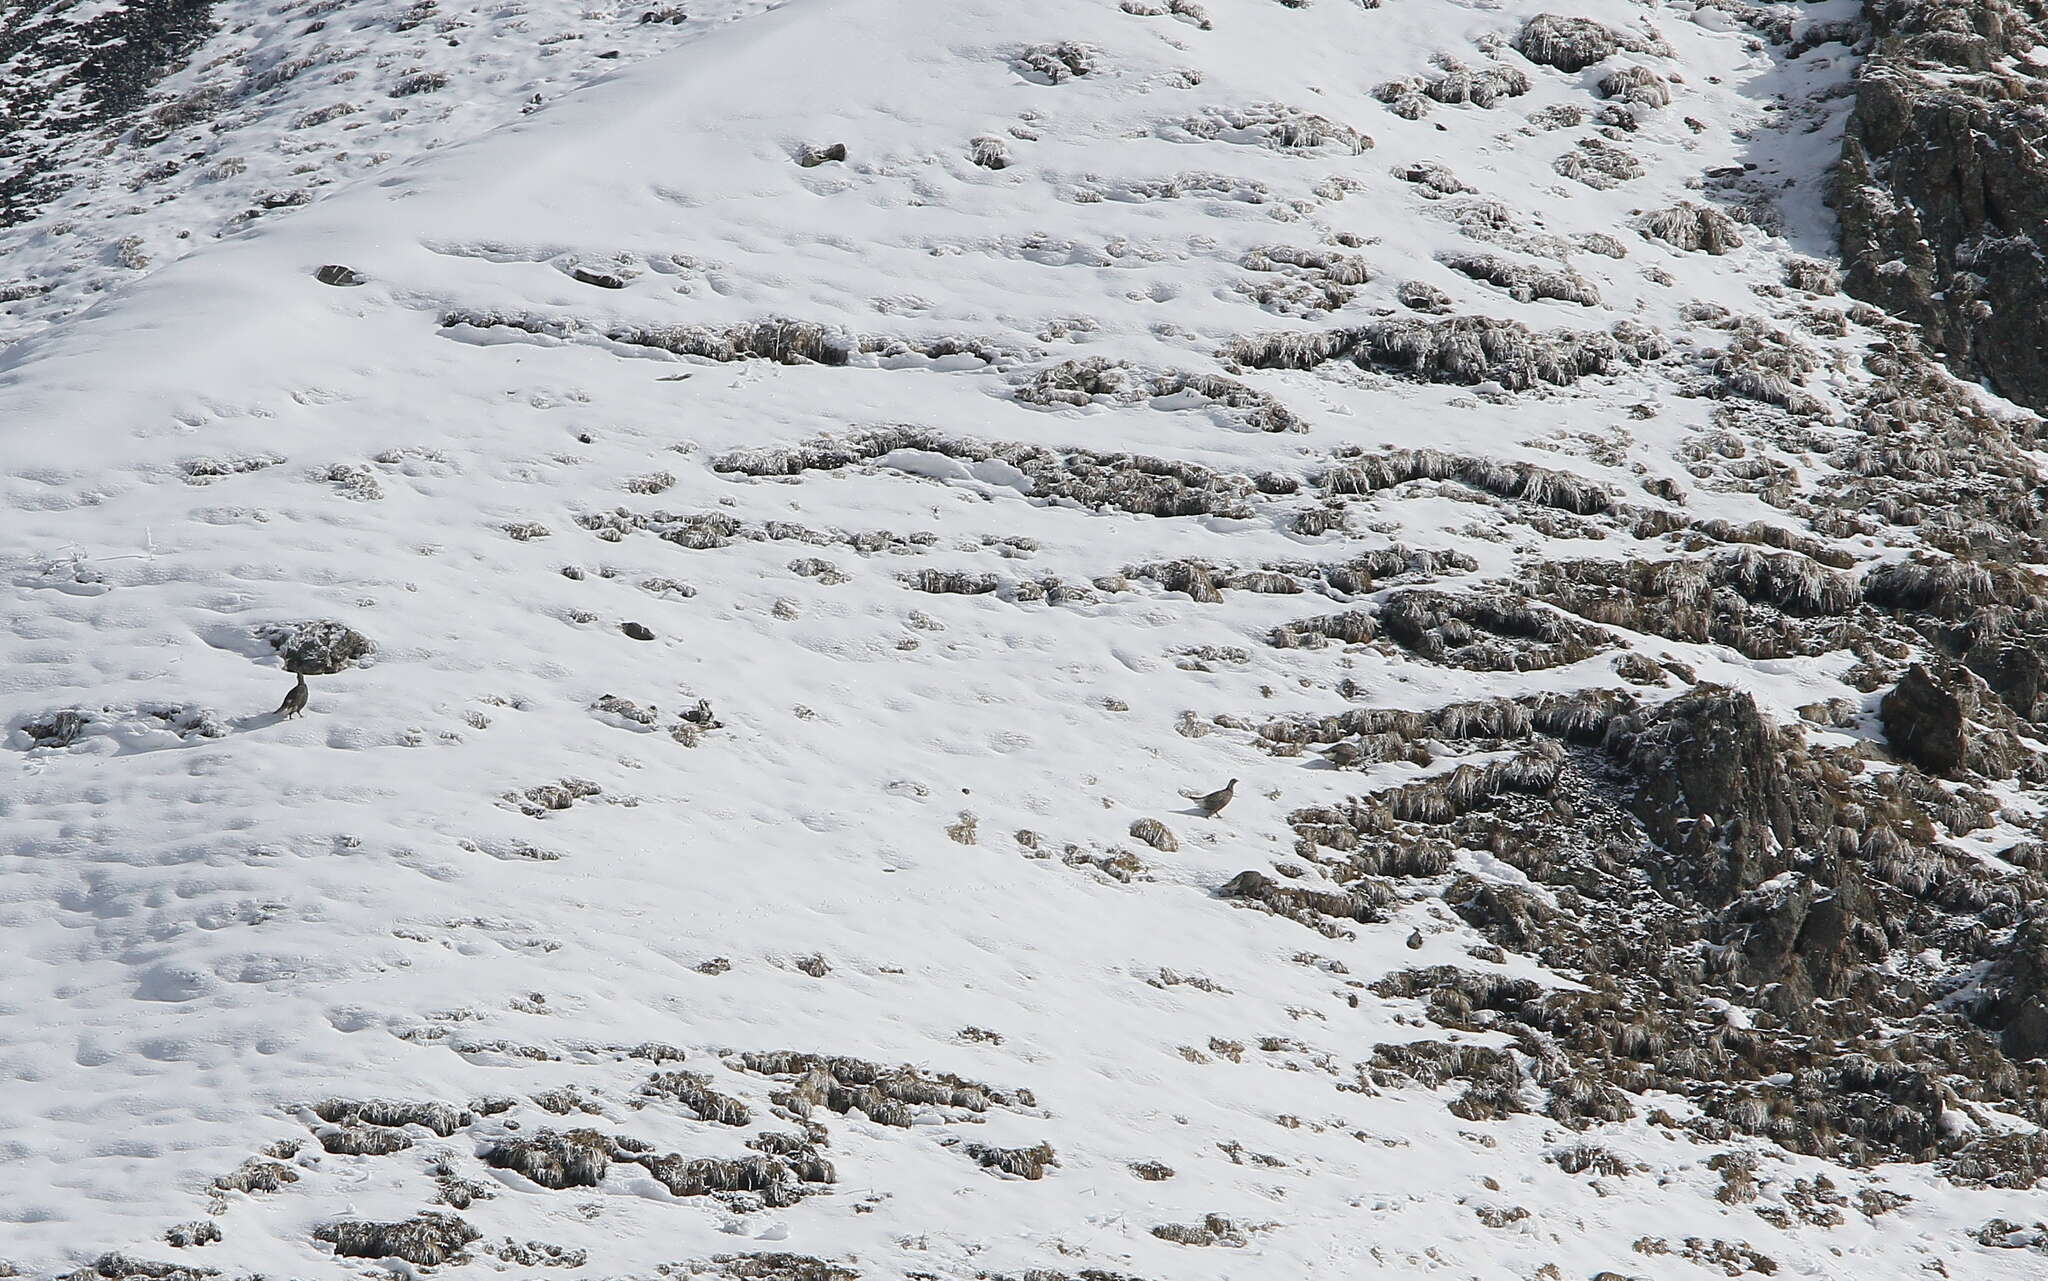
xmin=6 ymin=0 xmax=2048 ymax=1277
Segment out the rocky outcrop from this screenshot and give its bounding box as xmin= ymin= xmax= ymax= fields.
xmin=1837 ymin=0 xmax=2048 ymax=410
xmin=1607 ymin=688 xmax=1834 ymax=909
xmin=0 ymin=0 xmax=220 ymax=225
xmin=1881 ymin=663 xmax=1968 ymax=775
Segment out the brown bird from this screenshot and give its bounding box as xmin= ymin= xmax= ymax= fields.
xmin=1196 ymin=778 xmax=1237 ymax=818
xmin=276 ymin=672 xmax=309 ymax=718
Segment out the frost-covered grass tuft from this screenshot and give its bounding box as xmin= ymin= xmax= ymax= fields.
xmin=1513 ymin=14 xmax=1620 ymax=72
xmin=1598 ymin=65 xmax=1672 ymax=107
xmin=313 ymin=1213 xmax=480 ymax=1265
xmin=1438 ymin=251 xmax=1601 ymax=306
xmin=1639 ymin=202 xmax=1744 ymax=254
xmin=968 ymin=135 xmax=1010 ymax=170
xmin=1015 ymin=42 xmax=1098 ymax=83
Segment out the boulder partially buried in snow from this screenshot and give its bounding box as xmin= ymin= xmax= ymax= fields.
xmin=256 ymin=619 xmax=375 ymax=674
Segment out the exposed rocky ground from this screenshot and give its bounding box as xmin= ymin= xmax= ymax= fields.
xmin=1837 ymin=0 xmax=2048 ymax=409
xmin=4 ymin=0 xmax=2048 ymax=1277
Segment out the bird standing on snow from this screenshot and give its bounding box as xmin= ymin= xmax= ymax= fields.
xmin=1196 ymin=778 xmax=1237 ymax=818
xmin=276 ymin=672 xmax=309 ymax=719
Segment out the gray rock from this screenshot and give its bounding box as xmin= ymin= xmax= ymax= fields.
xmin=256 ymin=619 xmax=374 ymax=674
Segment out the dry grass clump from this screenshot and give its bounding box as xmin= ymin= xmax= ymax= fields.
xmin=965 ymin=1141 xmax=1058 ymax=1179
xmin=1514 ymin=13 xmax=1623 ymax=71
xmin=1129 ymin=818 xmax=1179 ymax=852
xmin=643 ymin=1071 xmax=752 ymax=1125
xmin=1713 ymin=317 xmax=1823 ymax=414
xmin=1598 ymin=65 xmax=1672 ymax=107
xmin=1015 ymin=41 xmax=1098 ymax=82
xmin=313 ymin=1213 xmax=480 ymax=1265
xmin=1438 ymin=252 xmax=1601 ymax=306
xmin=1785 ymin=257 xmax=1840 ymax=294
xmin=1554 ymin=137 xmax=1643 ymax=189
xmin=1227 ymin=316 xmax=1661 ymax=389
xmin=1379 ymin=590 xmax=1610 ymax=671
xmin=968 ymin=135 xmax=1010 ymax=169
xmin=311 ymin=1098 xmax=471 ymax=1136
xmin=1216 ymin=868 xmax=1393 ymax=936
xmin=1533 ymin=549 xmax=1859 ymax=659
xmin=1177 ymin=102 xmax=1371 ymax=153
xmin=1267 ymin=609 xmax=1377 ymax=649
xmin=1639 ymin=202 xmax=1743 ymax=254
xmin=715 ymin=428 xmax=1264 ymax=520
xmin=612 ymin=319 xmax=852 ymax=366
xmin=734 ymin=1050 xmax=1034 ymax=1120
xmin=481 ymin=1129 xmax=612 ymax=1189
xmin=1151 ymin=1214 xmax=1251 ymax=1247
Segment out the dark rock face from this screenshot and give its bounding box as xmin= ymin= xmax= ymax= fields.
xmin=1837 ymin=0 xmax=2048 ymax=410
xmin=1881 ymin=663 xmax=1968 ymax=775
xmin=1607 ymin=687 xmax=1831 ymax=909
xmin=0 ymin=0 xmax=220 ymax=226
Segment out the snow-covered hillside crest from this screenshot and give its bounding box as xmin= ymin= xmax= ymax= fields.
xmin=7 ymin=0 xmax=2048 ymax=1276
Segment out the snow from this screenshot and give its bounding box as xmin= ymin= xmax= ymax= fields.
xmin=0 ymin=0 xmax=2043 ymax=1276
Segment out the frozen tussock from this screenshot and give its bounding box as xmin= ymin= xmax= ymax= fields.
xmin=1639 ymin=201 xmax=1744 ymax=254
xmin=313 ymin=1213 xmax=480 ymax=1265
xmin=1513 ymin=14 xmax=1621 ymax=72
xmin=1228 ymin=315 xmax=1663 ymax=388
xmin=1598 ymin=65 xmax=1672 ymax=107
xmin=1437 ymin=251 xmax=1602 ymax=306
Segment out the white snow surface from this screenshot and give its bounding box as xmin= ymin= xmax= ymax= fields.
xmin=1 ymin=0 xmax=2042 ymax=1275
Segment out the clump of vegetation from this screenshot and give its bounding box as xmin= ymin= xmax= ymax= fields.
xmin=313 ymin=1212 xmax=480 ymax=1265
